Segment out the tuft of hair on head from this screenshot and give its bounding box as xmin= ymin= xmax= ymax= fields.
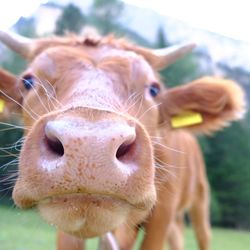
xmin=80 ymin=26 xmax=101 ymax=46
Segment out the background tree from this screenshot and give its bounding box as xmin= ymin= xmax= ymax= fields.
xmin=89 ymin=0 xmax=124 ymax=35
xmin=203 ymin=113 xmax=250 ymax=228
xmin=55 ymin=3 xmax=85 ymax=35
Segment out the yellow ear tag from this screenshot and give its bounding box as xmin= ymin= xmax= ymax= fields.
xmin=0 ymin=99 xmax=5 ymax=113
xmin=171 ymin=111 xmax=203 ymax=128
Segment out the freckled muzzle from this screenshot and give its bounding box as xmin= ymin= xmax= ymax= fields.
xmin=13 ymin=107 xmax=156 ymax=237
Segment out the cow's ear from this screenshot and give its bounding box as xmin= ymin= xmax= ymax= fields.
xmin=0 ymin=68 xmax=22 ymax=120
xmin=160 ymin=77 xmax=246 ymax=135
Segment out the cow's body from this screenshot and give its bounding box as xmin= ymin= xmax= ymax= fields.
xmin=115 ymin=129 xmax=211 ymax=250
xmin=0 ymin=30 xmax=245 ymax=250
xmin=57 ymin=127 xmax=211 ymax=250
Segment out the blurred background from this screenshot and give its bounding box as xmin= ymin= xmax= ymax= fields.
xmin=0 ymin=0 xmax=249 ymax=249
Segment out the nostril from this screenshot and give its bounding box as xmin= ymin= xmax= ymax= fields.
xmin=45 ymin=134 xmax=64 ymax=157
xmin=44 ymin=122 xmax=64 ymax=157
xmin=116 ymin=139 xmax=136 ymax=162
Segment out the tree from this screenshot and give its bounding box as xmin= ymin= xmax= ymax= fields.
xmin=55 ymin=4 xmax=86 ymax=35
xmin=89 ymin=0 xmax=124 ymax=34
xmin=204 ymin=114 xmax=250 ymax=229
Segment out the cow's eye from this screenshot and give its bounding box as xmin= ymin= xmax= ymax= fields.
xmin=22 ymin=74 xmax=35 ymax=90
xmin=149 ymin=83 xmax=160 ymax=97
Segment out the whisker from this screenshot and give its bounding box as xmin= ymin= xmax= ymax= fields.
xmin=19 ymin=90 xmax=41 ymax=120
xmin=123 ymin=92 xmax=143 ymax=115
xmin=0 ymin=127 xmax=25 ymax=132
xmin=0 ymin=159 xmax=19 ymax=170
xmin=138 ymin=103 xmax=162 ymax=121
xmin=0 ymin=174 xmax=18 ymax=186
xmin=0 ymin=185 xmax=16 ymax=192
xmin=154 ymin=155 xmax=186 ymax=169
xmin=125 ymin=91 xmax=140 ymax=105
xmin=155 ymin=162 xmax=177 ymax=175
xmin=35 ymin=76 xmax=62 ymax=109
xmin=0 ymin=148 xmax=20 ymax=157
xmin=0 ymin=121 xmax=27 ymax=130
xmin=0 ymin=89 xmax=38 ymax=121
xmin=41 ymin=78 xmax=61 ymax=106
xmin=124 ymin=92 xmax=142 ymax=112
xmin=133 ymin=95 xmax=145 ymax=119
xmin=0 ymin=154 xmax=19 ymax=158
xmin=152 ymin=140 xmax=185 ymax=154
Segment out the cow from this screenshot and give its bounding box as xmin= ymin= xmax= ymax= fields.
xmin=0 ymin=30 xmax=245 ymax=250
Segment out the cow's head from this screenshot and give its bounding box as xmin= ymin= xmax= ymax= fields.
xmin=0 ymin=31 xmax=245 ymax=238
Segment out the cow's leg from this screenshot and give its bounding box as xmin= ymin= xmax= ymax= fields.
xmin=167 ymin=213 xmax=184 ymax=250
xmin=140 ymin=191 xmax=177 ymax=250
xmin=113 ymin=224 xmax=139 ymax=250
xmin=57 ymin=231 xmax=85 ymax=250
xmin=189 ymin=184 xmax=211 ymax=250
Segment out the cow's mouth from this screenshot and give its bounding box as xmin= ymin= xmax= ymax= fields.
xmin=38 ymin=192 xmax=129 ymax=207
xmin=37 ymin=193 xmax=131 ymax=237
xmin=37 ymin=191 xmax=150 ymax=210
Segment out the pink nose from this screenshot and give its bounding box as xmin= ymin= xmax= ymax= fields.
xmin=13 ymin=110 xmax=155 ymax=210
xmin=43 ymin=118 xmax=137 ymax=172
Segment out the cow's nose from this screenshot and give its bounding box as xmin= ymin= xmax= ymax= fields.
xmin=44 ymin=119 xmax=137 ymax=164
xmin=14 ymin=112 xmax=155 ymax=210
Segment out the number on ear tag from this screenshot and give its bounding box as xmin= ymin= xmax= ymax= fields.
xmin=171 ymin=111 xmax=203 ymax=128
xmin=0 ymin=99 xmax=5 ymax=113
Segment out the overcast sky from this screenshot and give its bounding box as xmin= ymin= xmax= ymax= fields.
xmin=0 ymin=0 xmax=249 ymax=43
xmin=0 ymin=0 xmax=47 ymax=30
xmin=124 ymin=0 xmax=250 ymax=43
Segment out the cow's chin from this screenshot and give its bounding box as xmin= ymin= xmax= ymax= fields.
xmin=37 ymin=193 xmax=132 ymax=238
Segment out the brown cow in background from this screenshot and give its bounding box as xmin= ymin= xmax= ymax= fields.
xmin=0 ymin=30 xmax=246 ymax=250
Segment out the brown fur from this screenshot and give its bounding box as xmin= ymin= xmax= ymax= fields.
xmin=114 ymin=130 xmax=211 ymax=250
xmin=0 ymin=32 xmax=246 ymax=250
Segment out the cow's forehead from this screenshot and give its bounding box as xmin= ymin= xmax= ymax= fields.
xmin=30 ymin=45 xmax=156 ymax=82
xmin=101 ymin=48 xmax=156 ymax=80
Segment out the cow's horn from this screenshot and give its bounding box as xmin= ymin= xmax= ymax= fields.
xmin=0 ymin=30 xmax=32 ymax=59
xmin=152 ymin=43 xmax=196 ymax=70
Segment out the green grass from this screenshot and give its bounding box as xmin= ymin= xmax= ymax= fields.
xmin=0 ymin=205 xmax=249 ymax=250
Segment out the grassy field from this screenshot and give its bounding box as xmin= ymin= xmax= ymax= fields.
xmin=0 ymin=205 xmax=249 ymax=250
